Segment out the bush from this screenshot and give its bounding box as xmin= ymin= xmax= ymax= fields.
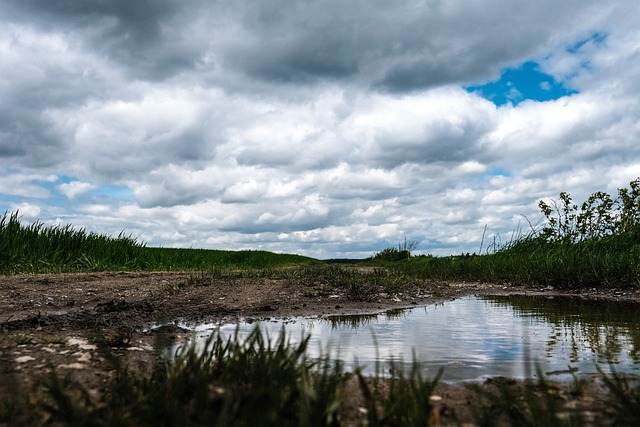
xmin=372 ymin=247 xmax=411 ymax=262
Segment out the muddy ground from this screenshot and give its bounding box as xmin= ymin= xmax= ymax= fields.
xmin=1 ymin=270 xmax=639 ymax=425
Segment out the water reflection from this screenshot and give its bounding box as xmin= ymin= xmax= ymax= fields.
xmin=326 ymin=308 xmax=407 ymax=329
xmin=482 ymin=295 xmax=640 ymax=367
xmin=171 ymin=295 xmax=640 ymax=382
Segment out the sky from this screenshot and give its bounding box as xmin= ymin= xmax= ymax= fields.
xmin=1 ymin=0 xmax=639 ymax=259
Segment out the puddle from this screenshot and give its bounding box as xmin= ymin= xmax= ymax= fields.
xmin=168 ymin=295 xmax=640 ymax=382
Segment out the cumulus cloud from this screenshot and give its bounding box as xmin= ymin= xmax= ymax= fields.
xmin=58 ymin=181 xmax=95 ymax=199
xmin=1 ymin=0 xmax=639 ymax=258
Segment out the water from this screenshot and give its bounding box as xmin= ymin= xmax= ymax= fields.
xmin=169 ymin=295 xmax=640 ymax=382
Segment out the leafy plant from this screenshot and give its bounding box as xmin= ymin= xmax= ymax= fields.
xmin=538 ymin=178 xmax=640 ymax=244
xmin=37 ymin=326 xmax=348 ymax=426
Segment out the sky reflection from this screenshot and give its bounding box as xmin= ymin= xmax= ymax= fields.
xmin=175 ymin=295 xmax=640 ymax=382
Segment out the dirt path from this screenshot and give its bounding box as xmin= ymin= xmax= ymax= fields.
xmin=1 ymin=270 xmax=639 ymax=425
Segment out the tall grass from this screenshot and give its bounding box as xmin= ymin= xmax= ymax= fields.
xmin=3 ymin=327 xmax=640 ymax=426
xmin=4 ymin=327 xmax=449 ymax=426
xmin=392 ymin=234 xmax=640 ymax=289
xmin=0 ymin=211 xmax=319 ymax=274
xmin=0 ymin=211 xmax=144 ymax=273
xmin=369 ymin=178 xmax=640 ymax=290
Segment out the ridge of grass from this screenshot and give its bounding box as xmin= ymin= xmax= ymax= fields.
xmin=0 ymin=211 xmax=319 ymax=274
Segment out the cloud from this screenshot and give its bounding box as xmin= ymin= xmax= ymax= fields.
xmin=2 ymin=0 xmax=195 ymax=80
xmin=59 ymin=181 xmax=95 ymax=199
xmin=0 ymin=171 xmax=56 ymax=199
xmin=0 ymin=0 xmax=639 ymax=259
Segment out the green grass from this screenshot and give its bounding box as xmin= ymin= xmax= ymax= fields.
xmin=365 ymin=178 xmax=640 ymax=290
xmin=3 ymin=327 xmax=444 ymax=426
xmin=0 ymin=211 xmax=319 ymax=274
xmin=367 ymin=231 xmax=640 ymax=290
xmin=189 ymin=264 xmax=425 ymax=302
xmin=3 ymin=327 xmax=640 ymax=426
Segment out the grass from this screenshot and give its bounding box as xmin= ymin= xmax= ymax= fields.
xmin=599 ymin=366 xmax=640 ymax=426
xmin=2 ymin=327 xmax=640 ymax=426
xmin=0 ymin=327 xmax=443 ymax=426
xmin=378 ymin=233 xmax=640 ymax=290
xmin=0 ymin=211 xmax=319 ymax=274
xmin=356 ymin=358 xmax=443 ymax=426
xmin=189 ymin=264 xmax=425 ymax=302
xmin=365 ymin=178 xmax=640 ymax=290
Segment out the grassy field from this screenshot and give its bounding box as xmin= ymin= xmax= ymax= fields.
xmin=373 ymin=233 xmax=640 ymax=289
xmin=0 ymin=211 xmax=319 ymax=274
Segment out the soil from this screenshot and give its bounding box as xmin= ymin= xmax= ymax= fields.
xmin=1 ymin=270 xmax=639 ymax=425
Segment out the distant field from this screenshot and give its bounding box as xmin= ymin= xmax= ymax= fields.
xmin=0 ymin=211 xmax=319 ymax=274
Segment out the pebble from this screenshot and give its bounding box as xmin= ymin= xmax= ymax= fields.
xmin=15 ymin=356 xmax=36 ymax=364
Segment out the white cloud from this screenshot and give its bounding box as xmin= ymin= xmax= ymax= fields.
xmin=0 ymin=0 xmax=639 ymax=258
xmin=0 ymin=171 xmax=56 ymax=198
xmin=58 ymin=181 xmax=95 ymax=199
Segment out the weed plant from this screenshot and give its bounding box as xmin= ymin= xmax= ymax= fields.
xmin=34 ymin=326 xmax=346 ymax=426
xmin=192 ymin=264 xmax=421 ymax=302
xmin=598 ymin=366 xmax=640 ymax=426
xmin=468 ymin=366 xmax=585 ymax=427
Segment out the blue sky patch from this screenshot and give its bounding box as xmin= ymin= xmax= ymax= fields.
xmin=567 ymin=33 xmax=606 ymax=54
xmin=33 ymin=176 xmax=134 ymax=205
xmin=466 ymin=61 xmax=578 ymax=106
xmin=91 ymin=184 xmax=134 ymax=201
xmin=487 ymin=167 xmax=511 ymax=177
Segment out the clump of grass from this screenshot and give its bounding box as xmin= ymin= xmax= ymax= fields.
xmin=8 ymin=333 xmax=34 ymax=345
xmin=0 ymin=210 xmax=144 ymax=274
xmin=598 ymin=366 xmax=640 ymax=426
xmin=4 ymin=327 xmax=640 ymax=425
xmin=356 ymin=358 xmax=443 ymax=426
xmin=371 ymin=237 xmax=419 ymax=262
xmin=27 ymin=327 xmax=448 ymax=426
xmin=38 ymin=326 xmax=348 ymax=426
xmin=294 ymin=265 xmax=421 ymax=302
xmin=191 ymin=264 xmax=424 ymax=302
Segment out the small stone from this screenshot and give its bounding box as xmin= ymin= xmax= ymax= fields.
xmin=59 ymin=363 xmax=85 ymax=370
xmin=15 ymin=356 xmax=36 ymax=364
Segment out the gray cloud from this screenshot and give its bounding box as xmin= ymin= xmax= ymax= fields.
xmin=2 ymin=0 xmax=195 ymax=81
xmin=0 ymin=0 xmax=618 ymax=92
xmin=1 ymin=0 xmax=639 ymax=258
